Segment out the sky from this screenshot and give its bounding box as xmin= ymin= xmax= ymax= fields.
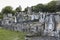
xmin=0 ymin=0 xmax=52 ymax=11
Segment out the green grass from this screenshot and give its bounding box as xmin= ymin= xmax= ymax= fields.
xmin=0 ymin=28 xmax=26 ymax=40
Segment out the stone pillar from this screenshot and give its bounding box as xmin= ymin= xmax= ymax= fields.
xmin=15 ymin=17 xmax=17 ymax=23
xmin=27 ymin=7 xmax=32 ymax=15
xmin=39 ymin=12 xmax=45 ymax=24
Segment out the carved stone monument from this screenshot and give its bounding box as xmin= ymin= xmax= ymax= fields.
xmin=39 ymin=12 xmax=45 ymax=24
xmin=48 ymin=15 xmax=55 ymax=32
xmin=27 ymin=7 xmax=32 ymax=15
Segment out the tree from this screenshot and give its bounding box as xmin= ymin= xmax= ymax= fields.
xmin=24 ymin=7 xmax=28 ymax=12
xmin=47 ymin=1 xmax=56 ymax=13
xmin=31 ymin=4 xmax=44 ymax=12
xmin=0 ymin=12 xmax=3 ymax=19
xmin=31 ymin=1 xmax=57 ymax=13
xmin=57 ymin=5 xmax=60 ymax=12
xmin=1 ymin=6 xmax=13 ymax=14
xmin=15 ymin=6 xmax=22 ymax=12
xmin=12 ymin=10 xmax=16 ymax=15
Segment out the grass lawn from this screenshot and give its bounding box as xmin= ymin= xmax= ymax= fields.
xmin=0 ymin=28 xmax=26 ymax=40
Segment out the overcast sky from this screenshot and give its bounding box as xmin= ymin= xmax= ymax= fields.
xmin=0 ymin=0 xmax=52 ymax=11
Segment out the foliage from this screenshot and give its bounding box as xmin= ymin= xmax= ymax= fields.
xmin=31 ymin=1 xmax=57 ymax=13
xmin=15 ymin=6 xmax=22 ymax=12
xmin=0 ymin=1 xmax=60 ymax=15
xmin=1 ymin=6 xmax=16 ymax=15
xmin=31 ymin=4 xmax=44 ymax=12
xmin=47 ymin=1 xmax=56 ymax=12
xmin=0 ymin=13 xmax=3 ymax=19
xmin=56 ymin=4 xmax=60 ymax=12
xmin=1 ymin=6 xmax=13 ymax=14
xmin=12 ymin=10 xmax=16 ymax=15
xmin=23 ymin=7 xmax=28 ymax=12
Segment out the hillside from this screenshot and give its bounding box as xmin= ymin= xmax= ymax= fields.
xmin=0 ymin=28 xmax=26 ymax=40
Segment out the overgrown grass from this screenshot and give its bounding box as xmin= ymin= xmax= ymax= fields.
xmin=0 ymin=28 xmax=26 ymax=40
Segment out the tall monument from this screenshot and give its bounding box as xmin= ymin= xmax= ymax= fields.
xmin=47 ymin=15 xmax=55 ymax=32
xmin=27 ymin=7 xmax=32 ymax=15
